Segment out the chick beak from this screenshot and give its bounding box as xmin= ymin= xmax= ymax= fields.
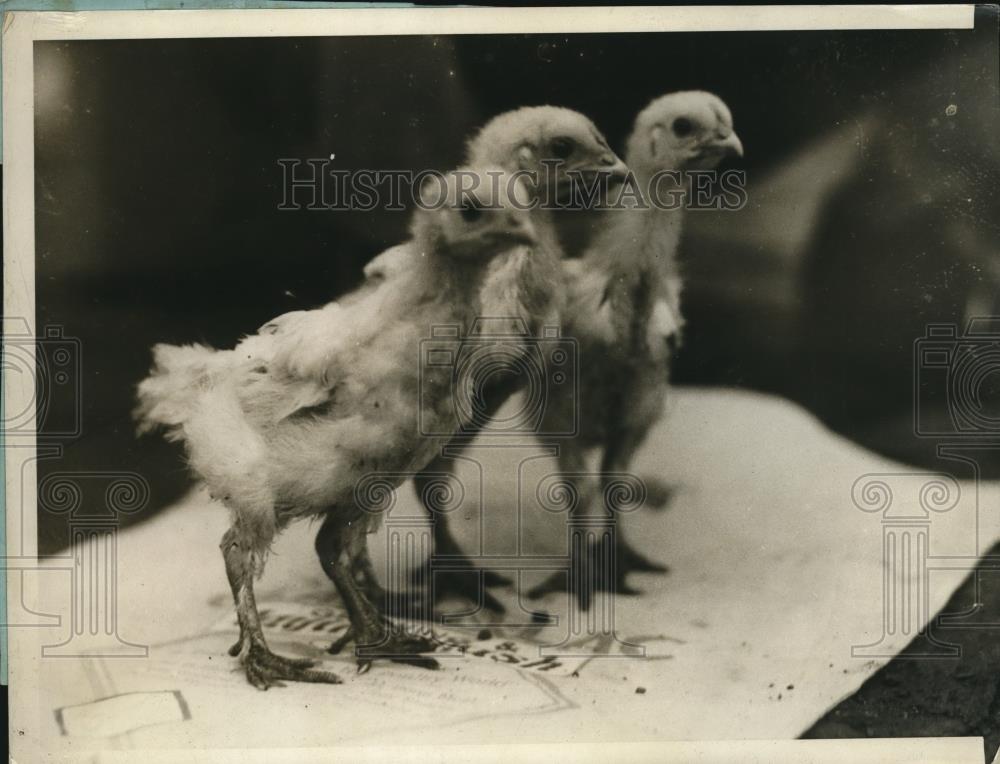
xmin=707 ymin=131 xmax=743 ymax=159
xmin=597 ymin=152 xmax=630 ymax=184
xmin=504 ymin=215 xmax=537 ymax=246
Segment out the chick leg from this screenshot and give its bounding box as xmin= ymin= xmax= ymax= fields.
xmin=315 ymin=515 xmax=439 ymax=672
xmin=409 ymin=457 xmax=509 ymax=614
xmin=330 ymin=517 xmax=433 ymax=619
xmin=641 ymin=477 xmax=676 ymax=512
xmin=222 ymin=527 xmax=250 ymax=657
xmin=526 ymin=428 xmax=667 ymax=608
xmin=220 ymin=527 xmax=342 ymax=690
xmin=637 ymin=368 xmax=678 ymax=512
xmin=598 ymin=428 xmax=670 ymax=584
xmin=526 ymin=441 xmax=603 ymax=605
xmin=349 ymin=532 xmax=390 ymax=612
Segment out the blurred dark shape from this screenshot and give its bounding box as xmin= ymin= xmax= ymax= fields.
xmin=678 ymin=22 xmax=999 ymax=475
xmin=800 ymin=37 xmax=1000 ymax=470
xmin=681 ymin=118 xmax=867 ymax=389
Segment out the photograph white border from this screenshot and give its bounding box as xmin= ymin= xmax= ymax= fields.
xmin=1 ymin=6 xmax=982 ymax=762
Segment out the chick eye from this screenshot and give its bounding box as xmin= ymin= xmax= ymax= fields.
xmin=459 ymin=202 xmax=483 ymax=223
xmin=550 ymin=136 xmax=575 ymax=160
xmin=671 ymin=117 xmax=694 ymax=137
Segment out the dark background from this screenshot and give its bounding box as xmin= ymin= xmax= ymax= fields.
xmin=32 ymin=13 xmax=999 ymax=554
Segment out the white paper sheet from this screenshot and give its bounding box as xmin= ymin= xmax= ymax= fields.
xmin=25 ymin=388 xmax=999 ymax=757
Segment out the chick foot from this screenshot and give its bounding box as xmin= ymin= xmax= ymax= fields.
xmin=361 ymin=570 xmax=506 ymax=619
xmin=240 ymin=640 xmax=342 ymax=690
xmin=618 ymin=538 xmax=670 ymax=575
xmin=328 ymin=624 xmax=440 ymax=672
xmin=642 ymin=477 xmax=676 ymax=511
xmin=412 ymin=560 xmax=510 ymax=613
xmin=526 ymin=535 xmax=665 ymax=610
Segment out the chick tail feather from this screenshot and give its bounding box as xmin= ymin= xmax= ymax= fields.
xmin=134 ymin=343 xmax=230 ymax=438
xmin=135 ymin=343 xmax=276 ymax=559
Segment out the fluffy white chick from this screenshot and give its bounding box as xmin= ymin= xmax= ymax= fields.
xmin=135 ymin=167 xmax=537 ymax=688
xmin=529 ymin=91 xmax=742 ymax=608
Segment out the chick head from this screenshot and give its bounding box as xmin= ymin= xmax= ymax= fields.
xmin=626 ymin=91 xmax=743 ymax=172
xmin=467 ymin=106 xmax=628 ymax=206
xmin=410 ymin=166 xmax=537 ymax=261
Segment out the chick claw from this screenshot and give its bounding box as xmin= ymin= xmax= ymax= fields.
xmin=642 ymin=477 xmax=676 ymax=512
xmin=618 ymin=540 xmax=670 ymax=575
xmin=525 ymin=570 xmax=639 ymax=610
xmin=526 ymin=536 xmax=666 ymax=610
xmin=241 ymin=641 xmax=342 ymax=690
xmin=412 ymin=563 xmax=510 ymax=614
xmin=329 ymin=627 xmax=440 ymax=672
xmin=483 ymin=570 xmax=512 ymax=587
xmin=435 ymin=571 xmax=508 ymax=614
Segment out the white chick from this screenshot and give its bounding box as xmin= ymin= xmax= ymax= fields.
xmin=134 ymin=167 xmax=537 ymax=688
xmin=529 ymin=91 xmax=743 ymax=607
